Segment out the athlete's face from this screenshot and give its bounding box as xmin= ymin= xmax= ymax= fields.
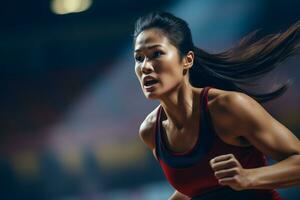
xmin=134 ymin=28 xmax=191 ymax=99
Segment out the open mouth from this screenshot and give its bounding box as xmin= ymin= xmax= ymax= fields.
xmin=144 ymin=79 xmax=159 ymax=87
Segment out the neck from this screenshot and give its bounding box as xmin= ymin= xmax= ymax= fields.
xmin=159 ymin=80 xmax=201 ymax=130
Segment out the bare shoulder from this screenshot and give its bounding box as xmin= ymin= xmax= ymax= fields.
xmin=207 ymin=87 xmax=246 ymax=102
xmin=209 ymin=88 xmax=260 ymax=117
xmin=207 ymin=88 xmax=258 ymax=146
xmin=139 ymin=105 xmax=160 ymax=150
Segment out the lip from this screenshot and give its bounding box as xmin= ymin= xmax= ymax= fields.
xmin=144 ymin=82 xmax=159 ymax=92
xmin=142 ymin=75 xmax=159 ymax=86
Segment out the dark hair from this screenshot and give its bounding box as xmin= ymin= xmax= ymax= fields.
xmin=133 ymin=11 xmax=300 ymax=103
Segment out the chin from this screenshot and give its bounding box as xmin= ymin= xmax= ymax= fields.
xmin=144 ymin=92 xmax=160 ymax=100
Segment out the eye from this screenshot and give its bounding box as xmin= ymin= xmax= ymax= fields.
xmin=134 ymin=54 xmax=144 ymax=62
xmin=152 ymin=51 xmax=163 ymax=58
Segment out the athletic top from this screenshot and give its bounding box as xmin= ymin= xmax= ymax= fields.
xmin=154 ymin=87 xmax=283 ymax=199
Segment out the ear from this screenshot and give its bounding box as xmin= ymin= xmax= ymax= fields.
xmin=183 ymin=51 xmax=194 ymax=70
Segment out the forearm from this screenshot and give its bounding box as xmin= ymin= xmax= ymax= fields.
xmin=248 ymin=154 xmax=300 ymax=189
xmin=168 ymin=190 xmax=191 ymax=200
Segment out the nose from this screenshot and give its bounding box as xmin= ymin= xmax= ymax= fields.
xmin=141 ymin=58 xmax=154 ymax=74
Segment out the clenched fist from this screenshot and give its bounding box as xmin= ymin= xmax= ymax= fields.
xmin=210 ymin=154 xmax=253 ymax=191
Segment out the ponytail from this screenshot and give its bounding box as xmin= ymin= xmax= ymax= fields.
xmin=190 ymin=20 xmax=300 ymax=103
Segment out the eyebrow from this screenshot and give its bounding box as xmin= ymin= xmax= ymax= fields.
xmin=134 ymin=44 xmax=163 ymax=52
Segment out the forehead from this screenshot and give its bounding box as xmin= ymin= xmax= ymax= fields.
xmin=134 ymin=29 xmax=172 ymax=51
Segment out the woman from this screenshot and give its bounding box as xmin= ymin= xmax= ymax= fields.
xmin=133 ymin=12 xmax=300 ymax=200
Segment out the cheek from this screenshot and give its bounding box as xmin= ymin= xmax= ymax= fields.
xmin=163 ymin=73 xmax=181 ymax=85
xmin=134 ymin=65 xmax=141 ymax=79
xmin=161 ymin=53 xmax=182 ymax=76
xmin=159 ymin=70 xmax=182 ymax=90
xmin=160 ymin=62 xmax=182 ymax=82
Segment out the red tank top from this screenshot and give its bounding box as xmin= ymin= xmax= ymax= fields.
xmin=154 ymin=87 xmax=282 ymax=199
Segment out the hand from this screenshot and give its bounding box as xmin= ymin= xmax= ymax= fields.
xmin=209 ymin=154 xmax=253 ymax=191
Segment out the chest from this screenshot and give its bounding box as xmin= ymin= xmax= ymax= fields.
xmin=162 ymin=119 xmax=251 ymax=152
xmin=161 ymin=120 xmax=200 ymax=153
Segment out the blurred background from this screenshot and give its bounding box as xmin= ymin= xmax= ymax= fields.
xmin=0 ymin=0 xmax=300 ymax=199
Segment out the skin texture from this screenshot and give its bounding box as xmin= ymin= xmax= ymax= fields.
xmin=134 ymin=28 xmax=300 ymax=200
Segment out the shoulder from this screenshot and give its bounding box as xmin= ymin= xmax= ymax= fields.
xmin=208 ymin=88 xmax=263 ymax=145
xmin=138 ymin=105 xmax=161 ymax=150
xmin=208 ymin=88 xmax=258 ymax=118
xmin=212 ymin=89 xmax=258 ymax=112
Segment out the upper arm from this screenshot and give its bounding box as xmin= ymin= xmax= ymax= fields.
xmin=214 ymin=91 xmax=300 ymax=161
xmin=138 ymin=107 xmax=159 ymax=160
